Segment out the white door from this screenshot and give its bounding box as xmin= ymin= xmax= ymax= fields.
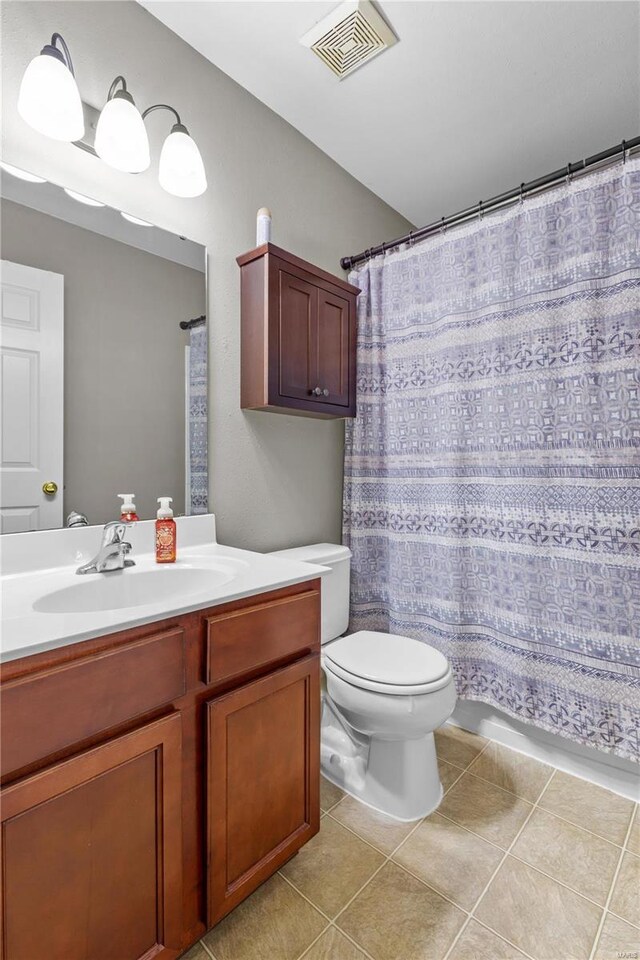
xmin=0 ymin=260 xmax=64 ymax=533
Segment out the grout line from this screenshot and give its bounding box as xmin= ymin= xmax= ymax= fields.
xmin=278 ymin=871 xmax=335 ymax=925
xmin=588 ymin=813 xmax=638 ymax=960
xmin=292 ymin=921 xmax=333 ymax=960
xmin=198 ymin=938 xmax=217 ymax=960
xmin=441 ymin=787 xmax=541 ymax=960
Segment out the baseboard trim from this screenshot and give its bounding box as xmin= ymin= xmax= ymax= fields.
xmin=450 ymin=699 xmax=639 ymax=802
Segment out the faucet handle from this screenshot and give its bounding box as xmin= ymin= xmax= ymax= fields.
xmin=101 ymin=519 xmax=130 ymax=545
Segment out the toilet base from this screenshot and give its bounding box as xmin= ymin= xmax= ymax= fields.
xmin=321 ymin=698 xmax=444 ymax=822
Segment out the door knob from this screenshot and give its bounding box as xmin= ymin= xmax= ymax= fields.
xmin=42 ymin=481 xmax=58 ymax=496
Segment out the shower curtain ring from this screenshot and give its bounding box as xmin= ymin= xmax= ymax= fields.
xmin=477 ymin=200 xmax=484 ymax=220
xmin=621 ymin=140 xmax=627 ymax=164
xmin=520 ymin=182 xmax=526 ymax=205
xmin=440 ymin=217 xmax=447 ymax=234
xmin=408 ymin=230 xmax=415 ymax=247
xmin=566 ymin=163 xmax=573 ymax=184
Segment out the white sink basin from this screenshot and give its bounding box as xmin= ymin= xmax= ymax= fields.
xmin=34 ymin=564 xmax=238 ymax=614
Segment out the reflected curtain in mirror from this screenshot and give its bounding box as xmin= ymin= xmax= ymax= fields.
xmin=187 ymin=323 xmax=208 ymax=515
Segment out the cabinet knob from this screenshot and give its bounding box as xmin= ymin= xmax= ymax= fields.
xmin=322 ymin=388 xmax=329 ymax=397
xmin=311 ymin=386 xmax=322 ymax=396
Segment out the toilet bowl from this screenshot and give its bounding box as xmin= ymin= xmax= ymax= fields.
xmin=269 ymin=544 xmax=456 ymax=821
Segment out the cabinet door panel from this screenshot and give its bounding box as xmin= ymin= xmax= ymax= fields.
xmin=277 ymin=271 xmax=316 ymax=401
xmin=317 ymin=289 xmax=352 ymax=408
xmin=0 ymin=714 xmax=182 ymax=960
xmin=207 ymin=656 xmax=320 ymax=925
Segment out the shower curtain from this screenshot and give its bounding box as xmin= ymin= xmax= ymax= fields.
xmin=344 ymin=157 xmax=640 ymax=762
xmin=187 ymin=324 xmax=208 ymax=515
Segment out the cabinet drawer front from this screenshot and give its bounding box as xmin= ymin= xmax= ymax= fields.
xmin=1 ymin=628 xmax=186 ymax=778
xmin=205 ymin=590 xmax=319 ymax=685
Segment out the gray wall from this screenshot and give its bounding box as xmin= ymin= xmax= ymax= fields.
xmin=0 ymin=1 xmax=411 ymax=551
xmin=2 ymin=198 xmax=206 ymax=524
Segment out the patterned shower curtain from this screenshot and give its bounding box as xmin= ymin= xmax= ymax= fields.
xmin=344 ymin=157 xmax=640 ymax=762
xmin=187 ymin=324 xmax=208 ymax=515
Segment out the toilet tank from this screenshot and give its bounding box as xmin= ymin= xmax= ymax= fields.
xmin=268 ymin=543 xmax=351 ymax=644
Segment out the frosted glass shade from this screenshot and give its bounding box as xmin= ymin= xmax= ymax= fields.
xmin=159 ymin=126 xmax=207 ymax=198
xmin=17 ymin=51 xmax=84 ymax=142
xmin=95 ymin=93 xmax=150 ymax=173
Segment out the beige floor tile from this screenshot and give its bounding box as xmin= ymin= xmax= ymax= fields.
xmin=281 ymin=815 xmax=385 ymax=918
xmin=538 ymin=771 xmax=634 ymax=845
xmin=321 ymin=777 xmax=346 ymax=812
xmin=439 ymin=759 xmax=464 ymax=794
xmin=609 ymin=852 xmax=640 ymax=927
xmin=476 ymin=856 xmax=602 ymax=960
xmin=330 ymin=794 xmax=417 ymax=855
xmin=204 ymin=874 xmax=326 ymax=960
xmin=337 ymin=861 xmax=466 ymax=960
xmin=393 ymin=812 xmax=503 ymax=910
xmin=511 ymin=808 xmax=620 ymax=905
xmin=438 ymin=772 xmax=532 ymax=848
xmin=434 ymin=725 xmax=487 ymax=769
xmin=627 ymin=807 xmax=640 ymax=856
xmin=302 ymin=927 xmax=369 ymax=960
xmin=468 ymin=742 xmax=552 ymax=802
xmin=178 ymin=943 xmax=210 ymax=960
xmin=593 ymin=913 xmax=640 ymax=960
xmin=448 ymin=920 xmax=529 ymax=959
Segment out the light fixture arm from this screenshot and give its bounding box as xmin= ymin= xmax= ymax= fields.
xmin=107 ymin=75 xmax=128 ymax=101
xmin=45 ymin=32 xmax=76 ymax=76
xmin=142 ymin=103 xmax=183 ymax=128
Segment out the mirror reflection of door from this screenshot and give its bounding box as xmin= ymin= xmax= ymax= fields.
xmin=0 ymin=171 xmax=207 ymax=531
xmin=1 ymin=260 xmax=64 ymax=532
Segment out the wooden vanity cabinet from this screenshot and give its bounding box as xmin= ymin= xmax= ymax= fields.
xmin=0 ymin=579 xmax=321 ymax=960
xmin=237 ymin=243 xmax=359 ymax=418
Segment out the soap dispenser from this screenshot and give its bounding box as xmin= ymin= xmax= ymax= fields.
xmin=118 ymin=494 xmax=139 ymax=522
xmin=156 ymin=497 xmax=176 ymax=563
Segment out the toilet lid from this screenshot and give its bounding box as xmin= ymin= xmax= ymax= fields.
xmin=324 ymin=631 xmax=449 ymax=687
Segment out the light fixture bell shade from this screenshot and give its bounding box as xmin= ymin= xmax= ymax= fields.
xmin=18 ymin=42 xmax=84 ymax=142
xmin=95 ymin=89 xmax=150 ymax=173
xmin=159 ymin=123 xmax=207 ymax=198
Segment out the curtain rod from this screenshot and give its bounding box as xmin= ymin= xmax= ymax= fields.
xmin=340 ymin=136 xmax=640 ymax=271
xmin=180 ymin=315 xmax=206 ymax=330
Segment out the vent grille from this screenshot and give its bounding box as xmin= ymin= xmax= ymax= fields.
xmin=300 ymin=1 xmax=397 ymax=80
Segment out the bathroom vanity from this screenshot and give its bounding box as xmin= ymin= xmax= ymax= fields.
xmin=0 ymin=519 xmax=322 ymax=960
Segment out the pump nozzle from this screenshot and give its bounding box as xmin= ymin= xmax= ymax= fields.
xmin=157 ymin=497 xmax=173 ymax=518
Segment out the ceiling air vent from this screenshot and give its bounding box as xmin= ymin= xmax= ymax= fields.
xmin=300 ymin=0 xmax=398 ymax=80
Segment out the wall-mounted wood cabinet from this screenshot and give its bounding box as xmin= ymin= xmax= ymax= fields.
xmin=237 ymin=243 xmax=360 ymax=418
xmin=0 ymin=580 xmax=321 ymax=960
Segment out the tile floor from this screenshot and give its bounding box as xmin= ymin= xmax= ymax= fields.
xmin=182 ymin=726 xmax=640 ymax=960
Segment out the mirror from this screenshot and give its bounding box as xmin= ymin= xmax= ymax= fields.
xmin=0 ymin=167 xmax=207 ymax=533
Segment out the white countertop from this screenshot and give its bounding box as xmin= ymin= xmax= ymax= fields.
xmin=0 ymin=516 xmax=327 ymax=663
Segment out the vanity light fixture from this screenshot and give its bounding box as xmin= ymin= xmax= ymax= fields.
xmin=63 ymin=187 xmax=105 ymax=207
xmin=17 ymin=35 xmax=207 ymax=198
xmin=143 ymin=104 xmax=207 ymax=199
xmin=121 ymin=212 xmax=153 ymax=226
xmin=0 ymin=161 xmax=47 ymax=183
xmin=95 ymin=76 xmax=150 ymax=173
xmin=17 ymin=33 xmax=84 ymax=142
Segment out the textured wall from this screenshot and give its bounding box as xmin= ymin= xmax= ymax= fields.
xmin=0 ymin=1 xmax=411 ymax=550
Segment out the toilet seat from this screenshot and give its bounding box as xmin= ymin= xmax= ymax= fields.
xmin=323 ymin=630 xmax=453 ymax=696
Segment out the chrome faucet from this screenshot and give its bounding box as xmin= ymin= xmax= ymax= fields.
xmin=76 ymin=520 xmax=135 ymax=575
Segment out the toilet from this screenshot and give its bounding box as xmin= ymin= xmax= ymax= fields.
xmin=269 ymin=543 xmax=457 ymax=821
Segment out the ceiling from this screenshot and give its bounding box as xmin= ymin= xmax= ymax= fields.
xmin=140 ymin=1 xmax=640 ymax=228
